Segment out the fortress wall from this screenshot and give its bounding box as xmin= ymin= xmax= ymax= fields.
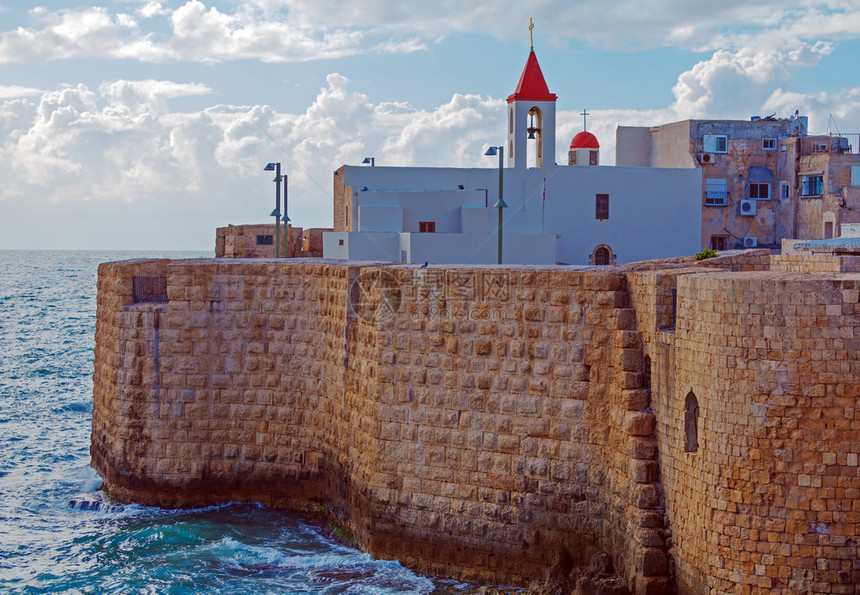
xmin=772 ymin=252 xmax=860 ymax=273
xmin=92 ymin=259 xmax=171 ymax=501
xmin=92 ymin=260 xmax=670 ymax=592
xmin=93 ymin=256 xmax=860 ymax=593
xmin=339 ymin=267 xmax=669 ymax=589
xmin=92 ymin=260 xmax=360 ymax=509
xmin=654 ymin=271 xmax=860 ymax=594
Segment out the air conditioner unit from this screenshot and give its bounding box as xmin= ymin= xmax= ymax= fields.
xmin=743 ymin=236 xmax=758 ymax=248
xmin=699 ymin=153 xmax=715 ymax=164
xmin=739 ymin=199 xmax=757 ymax=216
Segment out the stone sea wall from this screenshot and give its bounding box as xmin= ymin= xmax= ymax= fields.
xmin=92 ymin=255 xmax=860 ymax=594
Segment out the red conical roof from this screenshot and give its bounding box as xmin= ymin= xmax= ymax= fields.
xmin=507 ymin=51 xmax=557 ymax=103
xmin=570 ymin=131 xmax=599 ymax=149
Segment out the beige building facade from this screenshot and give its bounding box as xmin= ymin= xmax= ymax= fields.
xmin=617 ymin=118 xmax=860 ymax=250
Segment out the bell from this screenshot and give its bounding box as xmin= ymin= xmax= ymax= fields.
xmin=527 ymin=127 xmax=538 ymax=139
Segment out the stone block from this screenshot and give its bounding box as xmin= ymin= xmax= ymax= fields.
xmin=624 ymin=411 xmax=656 ymax=437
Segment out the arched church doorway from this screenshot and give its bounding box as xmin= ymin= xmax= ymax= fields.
xmin=590 ymin=245 xmax=615 ymax=266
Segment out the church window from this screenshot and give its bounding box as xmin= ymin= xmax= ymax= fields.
xmin=595 ymin=194 xmax=609 ymax=220
xmin=684 ymin=392 xmax=699 ymax=453
xmin=419 ymin=221 xmax=436 ymax=233
xmin=589 ymin=150 xmax=598 ymax=166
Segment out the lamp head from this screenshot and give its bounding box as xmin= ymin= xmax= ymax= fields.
xmin=493 ymin=198 xmax=508 ymax=209
xmin=263 ymin=163 xmax=277 ymax=171
xmin=484 ymin=146 xmax=499 ymax=156
xmin=281 ymin=214 xmax=291 ymax=223
xmin=270 ymin=208 xmax=281 ymax=217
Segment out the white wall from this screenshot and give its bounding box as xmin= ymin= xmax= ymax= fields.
xmin=323 ymin=231 xmax=399 ymax=262
xmin=330 ymin=162 xmax=701 ymax=265
xmin=358 ymin=205 xmax=403 ymax=232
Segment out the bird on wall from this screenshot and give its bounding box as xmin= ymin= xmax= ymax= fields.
xmin=420 ymin=262 xmax=428 ymax=268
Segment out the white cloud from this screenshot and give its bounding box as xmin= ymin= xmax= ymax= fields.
xmin=669 ymin=42 xmax=834 ymax=119
xmin=1 ymin=1 xmax=859 ymax=65
xmin=138 ymin=2 xmax=167 ymax=19
xmin=0 ymin=2 xmax=366 ymax=64
xmin=0 ymin=85 xmax=43 ymax=99
xmin=0 ymin=74 xmax=505 ymax=226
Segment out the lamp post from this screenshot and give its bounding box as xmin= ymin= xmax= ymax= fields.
xmin=362 ymin=157 xmax=375 ymax=166
xmin=484 ymin=145 xmax=507 ymax=264
xmin=263 ymin=162 xmax=281 ymax=257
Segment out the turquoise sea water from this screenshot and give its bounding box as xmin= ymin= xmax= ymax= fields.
xmin=0 ymin=251 xmax=495 ymax=595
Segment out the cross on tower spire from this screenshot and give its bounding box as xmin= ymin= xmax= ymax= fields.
xmin=581 ymin=108 xmax=590 ymax=130
xmin=529 ymin=18 xmax=534 ymax=51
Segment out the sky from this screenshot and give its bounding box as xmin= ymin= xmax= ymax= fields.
xmin=2 ymin=1 xmax=860 ymax=250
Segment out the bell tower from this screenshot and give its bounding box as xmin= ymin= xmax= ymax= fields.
xmin=506 ymin=19 xmax=557 ymax=169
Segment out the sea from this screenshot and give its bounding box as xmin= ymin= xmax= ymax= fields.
xmin=0 ymin=251 xmax=510 ymax=595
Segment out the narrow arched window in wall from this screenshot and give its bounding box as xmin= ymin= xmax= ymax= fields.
xmin=684 ymin=391 xmax=699 ymax=453
xmin=643 ymin=356 xmax=651 ymax=392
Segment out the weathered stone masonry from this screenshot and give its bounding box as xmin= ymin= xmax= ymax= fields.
xmin=92 ymin=252 xmax=860 ymax=594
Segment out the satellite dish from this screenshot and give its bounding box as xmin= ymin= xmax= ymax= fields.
xmin=789 ymin=120 xmax=803 ymax=136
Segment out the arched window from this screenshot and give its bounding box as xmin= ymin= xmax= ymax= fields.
xmin=590 ymin=244 xmax=615 ymax=266
xmin=684 ymin=391 xmax=699 ymax=453
xmin=527 ymin=106 xmax=544 ymax=168
xmin=643 ymin=356 xmax=651 ymax=392
xmin=594 ymin=247 xmax=610 ymax=265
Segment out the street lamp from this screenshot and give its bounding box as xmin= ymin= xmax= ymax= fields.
xmin=263 ymin=162 xmax=281 ymax=258
xmin=484 ymin=146 xmax=507 ymax=264
xmin=362 ymin=157 xmax=375 ymax=166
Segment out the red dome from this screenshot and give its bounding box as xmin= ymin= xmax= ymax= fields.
xmin=570 ymin=131 xmax=599 ymax=149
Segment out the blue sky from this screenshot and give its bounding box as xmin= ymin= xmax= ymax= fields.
xmin=2 ymin=1 xmax=860 ymax=250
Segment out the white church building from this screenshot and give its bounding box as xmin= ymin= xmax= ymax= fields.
xmin=323 ymin=43 xmax=701 ymax=265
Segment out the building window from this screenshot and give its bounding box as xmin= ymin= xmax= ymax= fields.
xmin=256 ymin=234 xmax=274 ymax=245
xmin=801 ymin=174 xmax=824 ymax=197
xmin=590 ymin=244 xmax=615 ymax=265
xmin=684 ymin=392 xmax=699 ymax=453
xmin=710 ymin=235 xmax=728 ymax=251
xmin=749 ymin=183 xmax=770 ymax=200
xmin=705 ymin=179 xmax=727 ymax=206
xmin=852 ymin=166 xmax=860 ymax=186
xmin=780 ymin=181 xmax=790 ymax=200
xmin=589 ymin=150 xmax=599 ymax=166
xmin=595 ymin=194 xmax=609 ymax=220
xmin=703 ymin=134 xmax=728 ymax=153
xmin=419 ymin=221 xmax=436 ymax=233
xmin=570 ymin=152 xmax=577 ymax=166
xmin=762 ymin=137 xmax=777 ymax=150
xmin=338 ymin=239 xmax=344 ymax=246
